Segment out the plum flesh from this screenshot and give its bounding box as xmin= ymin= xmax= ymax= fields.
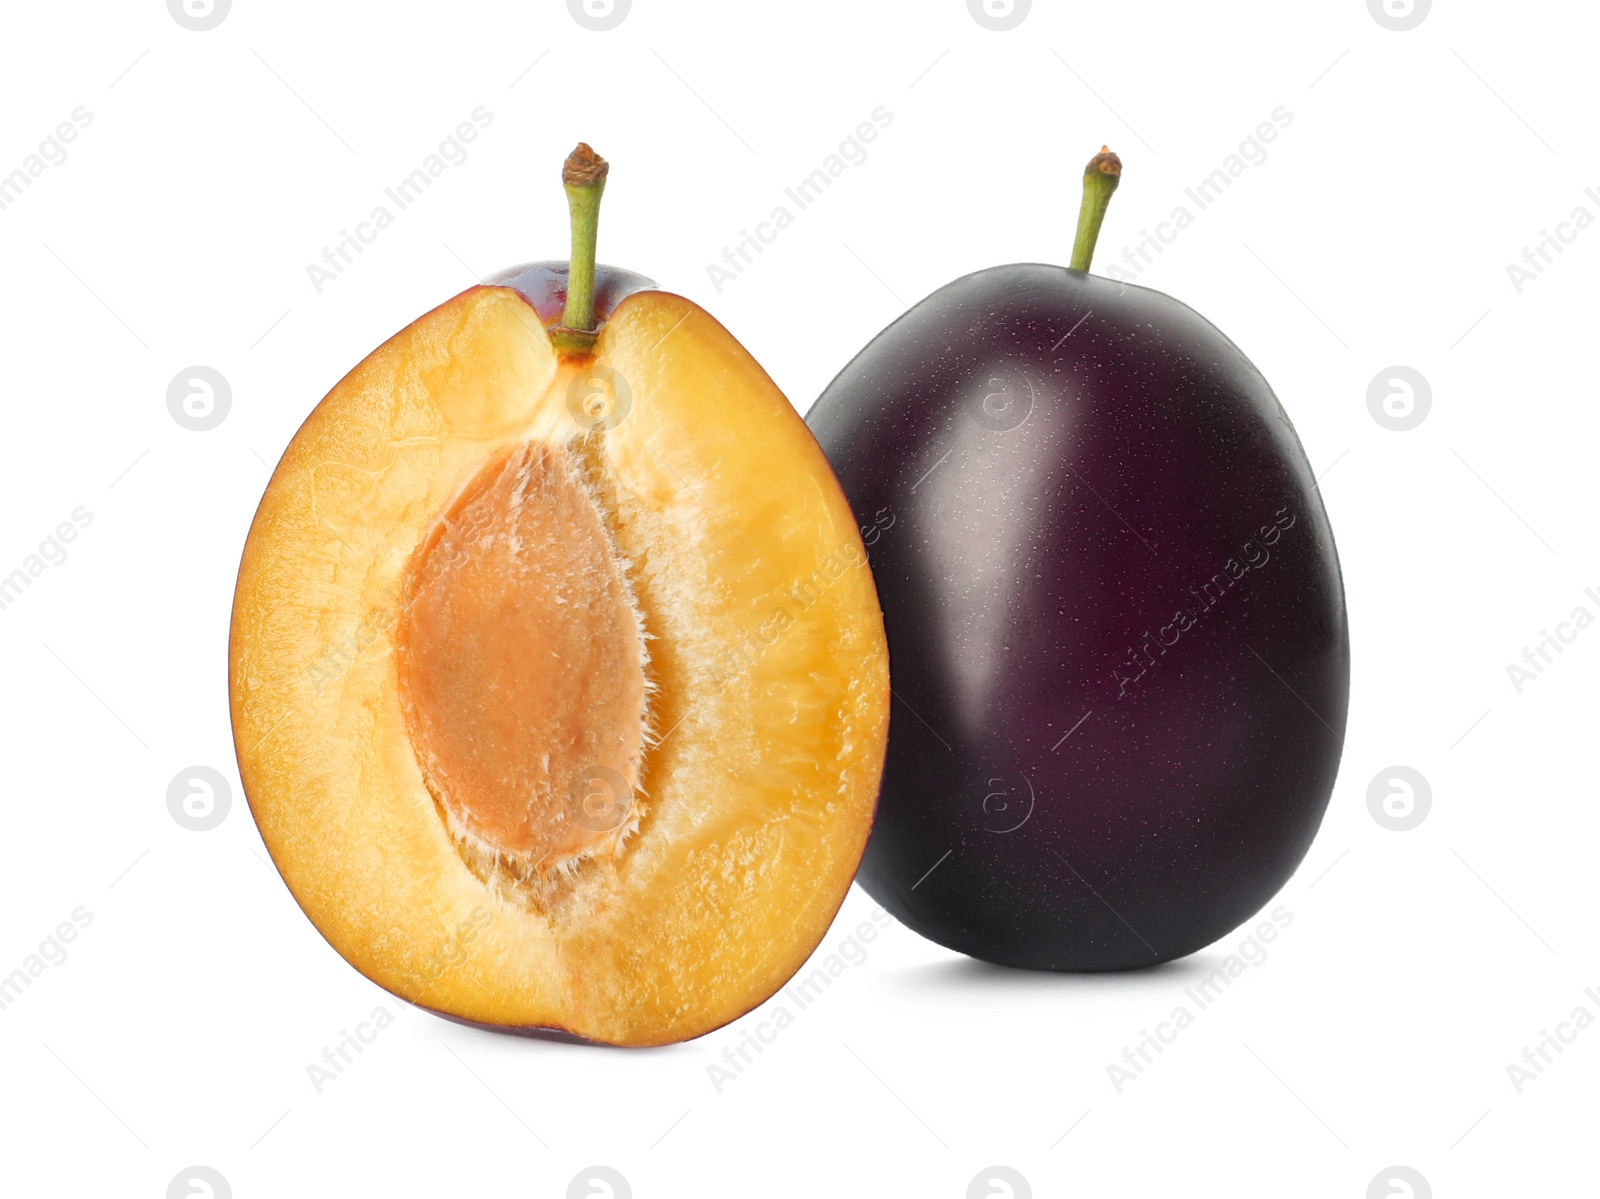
xmin=807 ymin=264 xmax=1349 ymax=970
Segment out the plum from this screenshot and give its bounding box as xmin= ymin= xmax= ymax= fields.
xmin=230 ymin=145 xmax=889 ymax=1044
xmin=808 ymin=149 xmax=1348 ymax=970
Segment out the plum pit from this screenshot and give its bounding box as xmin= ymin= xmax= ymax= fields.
xmin=396 ymin=439 xmax=648 ymax=884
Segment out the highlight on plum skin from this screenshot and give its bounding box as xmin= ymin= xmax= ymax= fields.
xmin=806 ymin=146 xmax=1349 ymax=971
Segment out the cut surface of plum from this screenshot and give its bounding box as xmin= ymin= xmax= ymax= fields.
xmin=229 ymin=147 xmax=888 ymax=1045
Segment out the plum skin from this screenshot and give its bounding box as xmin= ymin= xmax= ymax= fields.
xmin=807 ymin=264 xmax=1350 ymax=971
xmin=484 ymin=260 xmax=656 ymax=327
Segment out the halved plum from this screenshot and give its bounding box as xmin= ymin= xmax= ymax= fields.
xmin=230 ymin=146 xmax=889 ymax=1044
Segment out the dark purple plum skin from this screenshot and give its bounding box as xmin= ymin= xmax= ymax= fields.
xmin=807 ymin=264 xmax=1349 ymax=971
xmin=484 ymin=261 xmax=657 ymax=327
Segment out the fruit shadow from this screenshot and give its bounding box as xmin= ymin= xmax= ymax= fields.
xmin=888 ymin=951 xmax=1224 ymax=997
xmin=421 ymin=1007 xmax=704 ymax=1057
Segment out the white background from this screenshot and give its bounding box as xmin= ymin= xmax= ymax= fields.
xmin=0 ymin=1 xmax=1594 ymax=1195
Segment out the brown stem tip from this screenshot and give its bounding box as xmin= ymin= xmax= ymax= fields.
xmin=1070 ymin=145 xmax=1123 ymax=273
xmin=1085 ymin=145 xmax=1122 ymax=182
xmin=563 ymin=143 xmax=609 ymax=187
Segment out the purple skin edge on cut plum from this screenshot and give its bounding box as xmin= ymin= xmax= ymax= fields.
xmin=484 ymin=261 xmax=656 ymax=330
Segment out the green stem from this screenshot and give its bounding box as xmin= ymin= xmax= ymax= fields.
xmin=551 ymin=143 xmax=609 ymax=355
xmin=1069 ymin=146 xmax=1121 ymax=273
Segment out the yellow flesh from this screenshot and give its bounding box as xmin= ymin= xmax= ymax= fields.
xmin=229 ymin=286 xmax=888 ymax=1046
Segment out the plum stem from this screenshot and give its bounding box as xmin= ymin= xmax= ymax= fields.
xmin=1069 ymin=147 xmax=1121 ymax=273
xmin=551 ymin=143 xmax=609 ymax=355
